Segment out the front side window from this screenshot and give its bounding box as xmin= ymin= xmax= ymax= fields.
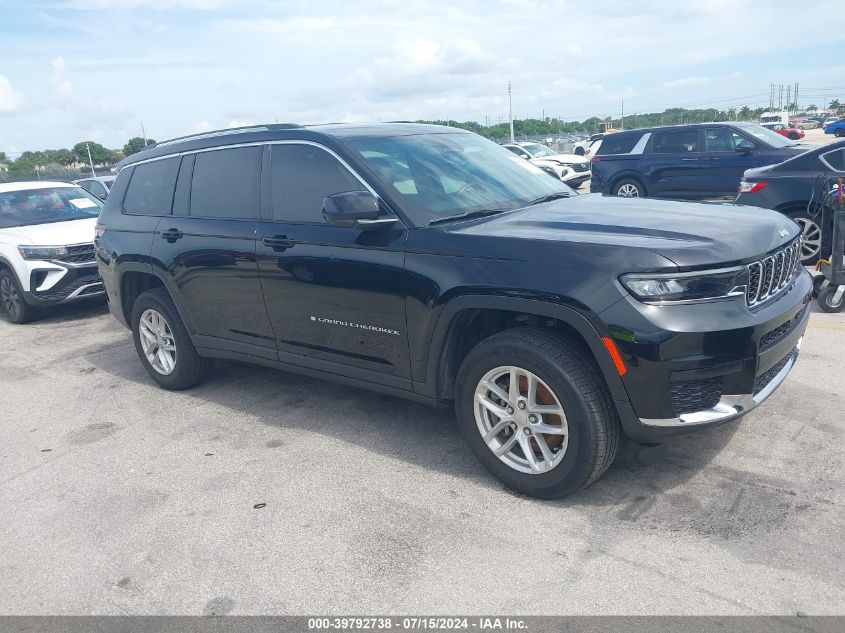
xmin=521 ymin=143 xmax=558 ymax=158
xmin=190 ymin=146 xmax=261 ymax=219
xmin=0 ymin=186 xmax=102 ymax=228
xmin=270 ymin=144 xmax=362 ymax=223
xmin=351 ymin=132 xmax=572 ymax=224
xmin=123 ymin=157 xmax=180 ymax=215
xmin=735 ymin=123 xmax=796 ymax=148
xmin=650 ymin=130 xmax=699 ymax=154
xmin=705 ymin=128 xmax=749 ymax=152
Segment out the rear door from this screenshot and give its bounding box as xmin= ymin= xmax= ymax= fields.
xmin=149 ymin=146 xmax=276 ymax=359
xmin=256 ymin=142 xmax=411 ymax=383
xmin=645 ymin=129 xmax=701 ymax=197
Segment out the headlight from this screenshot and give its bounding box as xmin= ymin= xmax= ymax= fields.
xmin=18 ymin=245 xmax=69 ymax=260
xmin=620 ymin=267 xmax=747 ymax=304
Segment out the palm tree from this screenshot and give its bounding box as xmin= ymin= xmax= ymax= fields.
xmin=808 ymin=104 xmax=817 ymax=112
xmin=738 ymin=106 xmax=751 ymax=121
xmin=830 ymin=99 xmax=842 ymax=114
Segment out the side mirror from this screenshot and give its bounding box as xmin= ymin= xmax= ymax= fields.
xmin=322 ymin=191 xmax=397 ymax=229
xmin=736 ymin=141 xmax=754 ymax=155
xmin=520 ymin=154 xmax=530 ymax=160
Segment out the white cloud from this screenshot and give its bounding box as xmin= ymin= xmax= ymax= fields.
xmin=0 ymin=76 xmax=26 ymax=113
xmin=663 ymin=76 xmax=710 ymax=89
xmin=51 ymin=56 xmax=74 ymax=99
xmin=189 ymin=120 xmax=215 ymax=134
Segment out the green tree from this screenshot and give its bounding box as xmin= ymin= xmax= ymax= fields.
xmin=830 ymin=99 xmax=842 ymax=114
xmin=123 ymin=136 xmax=156 ymax=156
xmin=73 ymin=141 xmax=118 ymax=166
xmin=807 ymin=104 xmax=817 ymax=112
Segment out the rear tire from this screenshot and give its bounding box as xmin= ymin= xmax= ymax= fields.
xmin=788 ymin=132 xmax=800 ymax=140
xmin=0 ymin=269 xmax=40 ymax=324
xmin=574 ymin=146 xmax=585 ymax=156
xmin=612 ymin=178 xmax=646 ymax=198
xmin=836 ymin=129 xmax=845 ymax=138
xmin=131 ymin=287 xmax=213 ymax=390
xmin=454 ymin=328 xmax=619 ymax=498
xmin=787 ymin=211 xmax=826 ymax=264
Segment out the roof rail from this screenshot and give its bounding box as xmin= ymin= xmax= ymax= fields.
xmin=155 ymin=123 xmax=302 ymax=147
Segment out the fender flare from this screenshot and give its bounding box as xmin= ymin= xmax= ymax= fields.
xmin=116 ymin=260 xmax=197 ymax=335
xmin=418 ymin=294 xmax=631 ymax=404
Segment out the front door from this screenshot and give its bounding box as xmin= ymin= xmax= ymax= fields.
xmin=698 ymin=127 xmax=757 ymax=197
xmin=256 ymin=142 xmax=411 ymax=383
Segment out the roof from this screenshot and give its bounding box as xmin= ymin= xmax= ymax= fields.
xmin=116 ymin=121 xmax=469 ymax=170
xmin=0 ymin=181 xmax=78 ymax=193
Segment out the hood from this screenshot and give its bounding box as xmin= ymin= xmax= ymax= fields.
xmin=451 ymin=194 xmax=799 ymax=269
xmin=532 ymin=154 xmax=588 ymax=166
xmin=0 ymin=218 xmax=97 ymax=246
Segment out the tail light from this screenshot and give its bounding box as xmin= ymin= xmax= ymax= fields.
xmin=590 ymin=156 xmax=600 ymax=163
xmin=738 ymin=181 xmax=767 ymax=194
xmin=95 ymin=222 xmax=106 ymax=238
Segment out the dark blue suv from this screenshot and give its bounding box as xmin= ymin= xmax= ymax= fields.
xmin=590 ymin=122 xmax=807 ymax=199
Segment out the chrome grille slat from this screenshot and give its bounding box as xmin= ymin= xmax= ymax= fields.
xmin=745 ymin=238 xmax=801 ymax=308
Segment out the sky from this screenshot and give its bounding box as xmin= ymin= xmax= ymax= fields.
xmin=1 ymin=0 xmax=844 ymax=155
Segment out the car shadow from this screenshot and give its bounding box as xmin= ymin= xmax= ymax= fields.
xmin=30 ymin=297 xmax=109 ymax=324
xmin=85 ymin=335 xmax=742 ymax=506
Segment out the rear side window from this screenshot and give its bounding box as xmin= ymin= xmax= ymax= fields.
xmin=596 ymin=133 xmax=641 ymax=155
xmin=190 ymin=146 xmax=262 ymax=219
xmin=650 ymin=130 xmax=699 ymax=154
xmin=270 ymin=144 xmax=362 ymax=223
xmin=123 ymin=157 xmax=180 ymax=215
xmin=821 ymin=149 xmax=844 ymax=171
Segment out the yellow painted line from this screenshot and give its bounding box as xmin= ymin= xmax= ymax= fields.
xmin=807 ymin=321 xmax=845 ymax=332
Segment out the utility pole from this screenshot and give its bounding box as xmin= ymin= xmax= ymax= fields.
xmin=141 ymin=122 xmax=148 ymax=147
xmin=621 ymin=98 xmax=624 ymax=130
xmin=85 ymin=142 xmax=96 ymax=177
xmin=508 ymin=81 xmax=515 ymax=142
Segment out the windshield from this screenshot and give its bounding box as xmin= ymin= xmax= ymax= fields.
xmin=522 ymin=143 xmax=559 ymax=158
xmin=0 ymin=186 xmax=103 ymax=228
xmin=735 ymin=123 xmax=796 ymax=148
xmin=352 ymin=133 xmax=573 ymax=224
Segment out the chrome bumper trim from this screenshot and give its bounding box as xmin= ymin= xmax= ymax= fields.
xmin=61 ymin=282 xmax=105 ymax=303
xmin=640 ymin=337 xmax=802 ymax=428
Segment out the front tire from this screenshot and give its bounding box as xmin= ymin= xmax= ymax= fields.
xmin=574 ymin=146 xmax=585 ymax=156
xmin=788 ymin=132 xmax=800 ymax=140
xmin=131 ymin=287 xmax=213 ymax=390
xmin=454 ymin=328 xmax=619 ymax=498
xmin=0 ymin=269 xmax=40 ymax=324
xmin=613 ymin=178 xmax=645 ymax=198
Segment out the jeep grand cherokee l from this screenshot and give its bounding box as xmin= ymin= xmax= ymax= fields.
xmin=96 ymin=123 xmax=811 ymax=498
xmin=0 ymin=181 xmax=104 ymax=324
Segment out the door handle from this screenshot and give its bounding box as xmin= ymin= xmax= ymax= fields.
xmin=160 ymin=228 xmax=183 ymax=242
xmin=263 ymin=235 xmax=296 ymax=251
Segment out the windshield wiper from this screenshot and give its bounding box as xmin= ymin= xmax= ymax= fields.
xmin=429 ymin=208 xmax=510 ymax=226
xmin=521 ymin=191 xmax=573 ymax=208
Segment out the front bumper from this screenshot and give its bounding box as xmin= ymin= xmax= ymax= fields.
xmin=22 ymin=262 xmax=104 ymax=306
xmin=599 ymin=268 xmax=812 ymax=441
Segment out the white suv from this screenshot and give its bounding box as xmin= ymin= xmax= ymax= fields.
xmin=0 ymin=181 xmax=104 ymax=323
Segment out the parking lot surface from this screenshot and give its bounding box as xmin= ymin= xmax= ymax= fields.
xmin=1 ymin=298 xmax=843 ymax=615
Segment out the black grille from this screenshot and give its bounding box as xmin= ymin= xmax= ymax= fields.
xmin=760 ymin=307 xmax=805 ymax=351
xmin=746 ymin=238 xmax=801 ymax=307
xmin=78 ymin=283 xmax=104 ymax=296
xmin=572 ymin=163 xmax=590 ymax=173
xmin=36 ymin=274 xmax=101 ymax=301
xmin=753 ymin=348 xmax=797 ymax=395
xmin=671 ymin=377 xmax=723 ymax=415
xmin=58 ymin=243 xmax=95 ymax=265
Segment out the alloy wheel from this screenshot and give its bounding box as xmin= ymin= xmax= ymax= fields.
xmin=474 ymin=366 xmax=569 ymax=475
xmin=0 ymin=276 xmax=21 ymax=319
xmin=139 ymin=308 xmax=177 ymax=375
xmin=794 ymin=218 xmax=822 ymax=261
xmin=616 ymin=183 xmax=640 ymax=198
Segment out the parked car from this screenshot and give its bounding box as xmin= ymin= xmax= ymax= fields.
xmin=759 ymin=111 xmax=789 ymax=125
xmin=590 ymin=122 xmax=807 ymax=199
xmin=823 ymin=118 xmax=845 ymax=137
xmin=792 ymin=119 xmax=818 ymax=130
xmin=808 ymin=115 xmax=828 ymax=127
xmin=502 ymin=141 xmax=591 ymax=188
xmin=73 ymin=175 xmax=116 ymax=199
xmin=0 ymin=181 xmax=104 ymax=323
xmin=761 ymin=122 xmax=805 ymax=140
xmin=822 ymin=117 xmax=841 ymax=130
xmin=573 ymin=133 xmax=604 ymax=156
xmin=96 ymin=122 xmax=810 ymax=498
xmin=736 ymin=140 xmax=845 ymax=263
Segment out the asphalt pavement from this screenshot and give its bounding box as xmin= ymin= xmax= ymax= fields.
xmin=0 ymin=297 xmax=843 ymax=615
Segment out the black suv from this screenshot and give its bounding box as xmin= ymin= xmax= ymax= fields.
xmin=96 ymin=123 xmax=811 ymax=498
xmin=590 ymin=122 xmax=806 ymax=199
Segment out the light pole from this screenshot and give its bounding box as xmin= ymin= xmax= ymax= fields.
xmin=508 ymin=81 xmax=515 ymax=142
xmin=85 ymin=142 xmax=96 ymax=177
